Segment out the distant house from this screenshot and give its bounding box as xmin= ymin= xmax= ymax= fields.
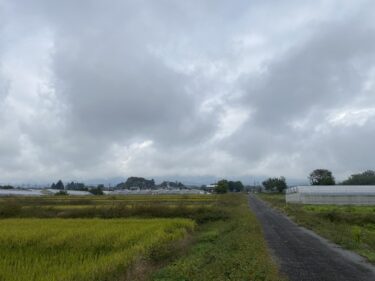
xmin=286 ymin=185 xmax=375 ymax=205
xmin=204 ymin=184 xmax=217 ymax=193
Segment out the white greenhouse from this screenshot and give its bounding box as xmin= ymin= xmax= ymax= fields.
xmin=285 ymin=185 xmax=375 ymax=205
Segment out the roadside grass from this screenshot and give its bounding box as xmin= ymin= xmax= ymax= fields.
xmin=0 ymin=218 xmax=194 ymax=281
xmin=258 ymin=193 xmax=375 ymax=263
xmin=151 ymin=194 xmax=285 ymax=281
xmin=0 ymin=194 xmax=284 ymax=281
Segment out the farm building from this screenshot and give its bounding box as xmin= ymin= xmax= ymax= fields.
xmin=285 ymin=185 xmax=375 ymax=205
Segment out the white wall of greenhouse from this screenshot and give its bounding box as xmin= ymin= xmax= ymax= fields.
xmin=285 ymin=186 xmax=375 ymax=205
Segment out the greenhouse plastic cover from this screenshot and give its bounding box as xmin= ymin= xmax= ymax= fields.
xmin=286 ymin=185 xmax=375 ymax=195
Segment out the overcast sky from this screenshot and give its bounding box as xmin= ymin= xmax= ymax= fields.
xmin=1 ymin=0 xmax=375 ymax=184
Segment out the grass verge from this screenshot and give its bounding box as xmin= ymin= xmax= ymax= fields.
xmin=151 ymin=194 xmax=284 ymax=281
xmin=258 ymin=193 xmax=375 ymax=263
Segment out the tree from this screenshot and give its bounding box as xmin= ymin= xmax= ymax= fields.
xmin=228 ymin=181 xmax=244 ymax=192
xmin=0 ymin=185 xmax=14 ymax=189
xmin=117 ymin=177 xmax=156 ymax=190
xmin=89 ymin=186 xmax=104 ymax=195
xmin=159 ymin=181 xmax=185 ymax=189
xmin=51 ymin=180 xmax=64 ymax=190
xmin=262 ymin=177 xmax=287 ymax=193
xmin=309 ymin=169 xmax=335 ymax=185
xmin=342 ymin=170 xmax=375 ymax=185
xmin=65 ymin=182 xmax=88 ymax=191
xmin=56 ymin=180 xmax=65 ymax=190
xmin=215 ymin=179 xmax=229 ymax=194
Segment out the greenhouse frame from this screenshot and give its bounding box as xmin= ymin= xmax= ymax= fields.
xmin=285 ymin=185 xmax=375 ymax=205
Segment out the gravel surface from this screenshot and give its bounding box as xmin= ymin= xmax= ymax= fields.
xmin=249 ymin=194 xmax=375 ymax=281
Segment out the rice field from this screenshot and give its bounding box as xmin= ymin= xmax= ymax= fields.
xmin=0 ymin=195 xmax=217 ymax=206
xmin=0 ymin=218 xmax=195 ymax=281
xmin=0 ymin=195 xmax=223 ymax=223
xmin=0 ymin=194 xmax=283 ymax=281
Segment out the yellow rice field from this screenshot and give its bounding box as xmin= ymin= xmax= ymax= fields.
xmin=0 ymin=218 xmax=194 ymax=281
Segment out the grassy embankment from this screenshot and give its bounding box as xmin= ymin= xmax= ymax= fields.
xmin=258 ymin=193 xmax=375 ymax=263
xmin=0 ymin=194 xmax=283 ymax=281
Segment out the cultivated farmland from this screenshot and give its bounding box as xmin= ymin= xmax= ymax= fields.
xmin=0 ymin=194 xmax=282 ymax=281
xmin=0 ymin=218 xmax=194 ymax=281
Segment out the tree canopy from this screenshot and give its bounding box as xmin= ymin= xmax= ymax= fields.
xmin=51 ymin=180 xmax=65 ymax=190
xmin=89 ymin=186 xmax=104 ymax=195
xmin=0 ymin=185 xmax=14 ymax=189
xmin=227 ymin=181 xmax=244 ymax=192
xmin=215 ymin=180 xmax=229 ymax=194
xmin=116 ymin=177 xmax=155 ymax=189
xmin=65 ymin=182 xmax=87 ymax=191
xmin=262 ymin=177 xmax=287 ymax=193
xmin=309 ymin=169 xmax=335 ymax=185
xmin=159 ymin=181 xmax=185 ymax=188
xmin=342 ymin=170 xmax=375 ymax=185
xmin=214 ymin=179 xmax=244 ymax=193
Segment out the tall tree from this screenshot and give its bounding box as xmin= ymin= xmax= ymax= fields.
xmin=55 ymin=180 xmax=65 ymax=190
xmin=262 ymin=177 xmax=287 ymax=193
xmin=215 ymin=179 xmax=229 ymax=194
xmin=228 ymin=181 xmax=244 ymax=192
xmin=309 ymin=169 xmax=335 ymax=185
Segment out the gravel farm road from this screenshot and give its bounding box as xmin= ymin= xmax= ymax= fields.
xmin=248 ymin=194 xmax=375 ymax=281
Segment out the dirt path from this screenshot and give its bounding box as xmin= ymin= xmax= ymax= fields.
xmin=248 ymin=194 xmax=375 ymax=281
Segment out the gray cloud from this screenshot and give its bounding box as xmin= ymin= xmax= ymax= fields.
xmin=0 ymin=0 xmax=375 ymax=183
xmin=224 ymin=9 xmax=375 ymax=180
